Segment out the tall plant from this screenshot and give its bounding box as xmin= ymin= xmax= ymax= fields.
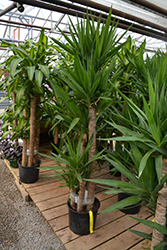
xmin=91 ymin=50 xmax=167 ymax=248
xmin=0 ymin=29 xmax=54 ymax=167
xmin=51 ymin=9 xmax=128 ymax=211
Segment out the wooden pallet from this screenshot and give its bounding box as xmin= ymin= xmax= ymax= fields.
xmin=4 ymin=157 xmax=152 ymax=250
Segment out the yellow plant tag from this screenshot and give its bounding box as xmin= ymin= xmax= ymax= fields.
xmin=89 ymin=210 xmax=93 ymax=234
xmin=152 ymin=218 xmax=155 ymax=222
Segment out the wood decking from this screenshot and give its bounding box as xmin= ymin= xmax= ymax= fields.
xmin=5 ymin=153 xmax=152 ymax=250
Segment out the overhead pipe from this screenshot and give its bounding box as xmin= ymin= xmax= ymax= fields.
xmin=65 ymin=0 xmax=167 ymax=33
xmin=8 ymin=0 xmax=167 ymax=42
xmin=0 ymin=2 xmax=17 ymax=17
xmin=126 ymin=0 xmax=167 ymax=17
xmin=9 ymin=0 xmax=167 ymax=34
xmin=0 ymin=18 xmax=53 ymax=31
xmin=0 ymin=38 xmax=24 ymax=43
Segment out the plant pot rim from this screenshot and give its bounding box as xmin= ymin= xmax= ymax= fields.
xmin=18 ymin=158 xmax=41 ymax=168
xmin=67 ymin=197 xmax=100 ymax=215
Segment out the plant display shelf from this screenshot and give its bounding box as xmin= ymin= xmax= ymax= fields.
xmin=4 ymin=154 xmax=152 ymax=250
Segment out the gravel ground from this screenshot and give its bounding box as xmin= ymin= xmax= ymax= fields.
xmin=0 ymin=159 xmax=66 ymax=250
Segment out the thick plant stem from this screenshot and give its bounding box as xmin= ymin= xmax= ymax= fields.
xmin=77 ymin=134 xmax=87 ymax=212
xmin=28 ymin=96 xmax=36 ymax=167
xmin=22 ymin=138 xmax=27 ymax=166
xmin=80 ymin=133 xmax=87 ymax=154
xmin=77 ymin=180 xmax=86 ymax=212
xmin=151 ymin=159 xmax=167 ymax=250
xmin=70 ymin=188 xmax=76 ymax=210
xmin=22 ymin=109 xmax=28 ymax=166
xmin=54 ymin=127 xmax=59 ymax=145
xmin=34 ymin=95 xmax=40 ymax=165
xmin=12 ymin=92 xmax=18 ymax=146
xmin=34 ymin=121 xmax=40 ymax=165
xmin=87 ymin=106 xmax=96 ymax=211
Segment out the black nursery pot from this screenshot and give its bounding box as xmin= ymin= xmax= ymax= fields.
xmin=118 ymin=193 xmax=141 ymax=214
xmin=67 ymin=197 xmax=100 ymax=235
xmin=18 ymin=158 xmax=41 ymax=184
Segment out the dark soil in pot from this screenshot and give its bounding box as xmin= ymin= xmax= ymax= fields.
xmin=118 ymin=193 xmax=141 ymax=214
xmin=67 ymin=197 xmax=100 ymax=235
xmin=18 ymin=158 xmax=41 ymax=184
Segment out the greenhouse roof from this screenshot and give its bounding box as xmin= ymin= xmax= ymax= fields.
xmin=0 ymin=0 xmax=167 ymax=61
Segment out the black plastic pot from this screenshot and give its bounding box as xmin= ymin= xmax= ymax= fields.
xmin=18 ymin=158 xmax=41 ymax=184
xmin=118 ymin=193 xmax=141 ymax=214
xmin=67 ymin=197 xmax=100 ymax=235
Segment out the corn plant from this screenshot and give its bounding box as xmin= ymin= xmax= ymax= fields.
xmin=0 ymin=29 xmax=55 ymax=167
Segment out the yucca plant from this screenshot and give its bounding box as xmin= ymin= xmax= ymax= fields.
xmin=39 ymin=132 xmax=104 ymax=212
xmin=129 ymin=217 xmax=167 ymax=250
xmin=51 ymin=8 xmax=128 ymax=211
xmin=90 ymin=50 xmax=167 ymax=248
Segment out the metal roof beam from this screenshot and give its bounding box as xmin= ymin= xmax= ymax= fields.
xmin=0 ymin=2 xmax=17 ymax=17
xmin=125 ymin=0 xmax=167 ymax=17
xmin=8 ymin=0 xmax=167 ymax=42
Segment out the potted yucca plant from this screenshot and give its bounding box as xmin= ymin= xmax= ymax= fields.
xmin=40 ymin=132 xmax=104 ymax=235
xmin=87 ymin=50 xmax=167 ymax=248
xmin=50 ymin=8 xmax=128 ymax=215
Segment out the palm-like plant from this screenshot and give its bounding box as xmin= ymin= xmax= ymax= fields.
xmin=94 ymin=50 xmax=167 ymax=248
xmin=51 ymin=9 xmax=128 ymax=211
xmin=0 ymin=29 xmax=55 ymax=167
xmin=40 ymin=133 xmax=104 ymax=212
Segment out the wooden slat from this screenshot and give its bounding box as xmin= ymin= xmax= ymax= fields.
xmin=130 ymin=239 xmax=151 ymax=249
xmin=49 ymin=214 xmax=69 ymax=232
xmin=64 ymin=207 xmax=150 ymax=250
xmin=56 ymin=210 xmax=125 ymax=245
xmin=93 ymin=216 xmax=152 ymax=250
xmin=30 ymin=186 xmax=69 ymax=203
xmin=42 ymin=204 xmax=68 ymax=221
xmin=36 ymin=194 xmax=69 ymax=211
xmin=4 ymin=156 xmax=152 ymax=250
xmin=26 ymin=180 xmax=65 ymax=194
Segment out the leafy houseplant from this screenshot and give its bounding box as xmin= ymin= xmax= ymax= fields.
xmin=87 ymin=50 xmax=167 ymax=248
xmin=40 ymin=133 xmax=103 ymax=235
xmin=129 ymin=217 xmax=167 ymax=250
xmin=0 ymin=29 xmax=55 ymax=183
xmin=50 ymin=8 xmax=128 ymax=212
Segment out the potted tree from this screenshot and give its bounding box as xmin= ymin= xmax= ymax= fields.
xmin=40 ymin=131 xmax=104 ymax=235
xmin=0 ymin=29 xmax=55 ymax=183
xmin=87 ymin=49 xmax=167 ymax=248
xmin=50 ymin=8 xmax=128 ymax=212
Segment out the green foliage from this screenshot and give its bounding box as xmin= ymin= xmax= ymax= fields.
xmin=39 ymin=133 xmax=104 ymax=190
xmin=129 ymin=217 xmax=167 ymax=250
xmin=0 ymin=29 xmax=55 ymax=141
xmin=51 ymin=8 xmax=127 ymax=107
xmin=0 ymin=29 xmax=54 ymax=100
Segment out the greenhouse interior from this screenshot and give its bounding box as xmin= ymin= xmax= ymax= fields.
xmin=1 ymin=1 xmax=167 ymax=249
